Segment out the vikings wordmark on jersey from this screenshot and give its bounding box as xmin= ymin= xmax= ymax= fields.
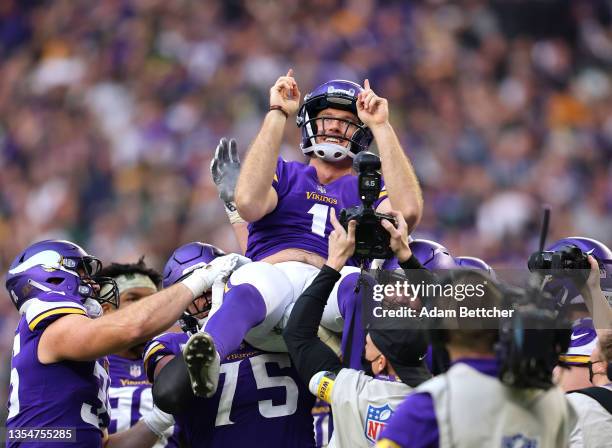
xmin=107 ymin=354 xmax=178 ymax=448
xmin=246 ymin=157 xmax=387 ymax=263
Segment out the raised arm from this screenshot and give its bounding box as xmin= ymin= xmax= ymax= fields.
xmin=38 ymin=255 xmax=241 ymax=363
xmin=283 ymin=209 xmax=356 ymax=384
xmin=210 ymin=137 xmax=249 ymax=253
xmin=234 ymin=69 xmax=301 ymax=222
xmin=357 ymin=79 xmax=423 ymax=231
xmin=579 ymin=255 xmax=612 ymax=331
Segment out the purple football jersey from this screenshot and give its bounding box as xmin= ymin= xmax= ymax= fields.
xmin=6 ymin=293 xmax=110 ymax=447
xmin=246 ymin=157 xmax=387 ymax=261
xmin=143 ymin=332 xmax=316 ymax=447
xmin=312 ymin=399 xmax=334 ymax=448
xmin=107 ymin=354 xmax=179 ymax=448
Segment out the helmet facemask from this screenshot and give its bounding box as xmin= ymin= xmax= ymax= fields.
xmin=297 ymin=79 xmax=374 ymax=161
xmin=301 ymin=111 xmax=370 ymax=162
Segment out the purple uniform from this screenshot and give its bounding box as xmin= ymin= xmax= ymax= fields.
xmin=107 ymin=354 xmax=179 ymax=448
xmin=312 ymin=399 xmax=334 ymax=448
xmin=377 ymin=358 xmax=499 ymax=448
xmin=246 ymin=157 xmax=387 ymax=261
xmin=143 ymin=332 xmax=316 ymax=448
xmin=6 ymin=293 xmax=110 ymax=447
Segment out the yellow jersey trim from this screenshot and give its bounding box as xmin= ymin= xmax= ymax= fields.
xmin=29 ymin=307 xmax=87 ymax=331
xmin=376 ymin=438 xmax=401 ymax=448
xmin=143 ymin=344 xmax=165 ymax=370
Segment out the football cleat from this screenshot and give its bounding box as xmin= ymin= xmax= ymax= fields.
xmin=182 ymin=332 xmax=220 ymax=398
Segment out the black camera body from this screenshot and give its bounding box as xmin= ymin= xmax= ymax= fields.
xmin=339 ymin=152 xmax=396 ymax=259
xmin=496 ymin=284 xmax=570 ymax=390
xmin=527 ymin=245 xmax=590 ymax=285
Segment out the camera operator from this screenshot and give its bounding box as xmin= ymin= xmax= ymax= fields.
xmin=550 ymin=252 xmax=612 ymax=447
xmin=283 ymin=208 xmax=430 ymax=447
xmin=530 ymin=237 xmax=612 ymax=329
xmin=376 ymin=275 xmax=576 ymax=448
xmin=564 ymin=337 xmax=612 ymax=448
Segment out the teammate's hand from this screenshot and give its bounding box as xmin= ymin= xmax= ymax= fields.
xmin=211 ymin=137 xmax=240 ymax=203
xmin=326 ymin=208 xmax=356 ymax=272
xmin=580 ymin=255 xmax=603 ymax=295
xmin=270 ymin=69 xmax=301 ymax=117
xmin=381 ymin=210 xmax=411 ymax=263
xmin=142 ymin=404 xmax=174 ymax=438
xmin=210 ymin=138 xmax=245 ymax=224
xmin=357 ymin=79 xmax=389 ymax=128
xmin=180 ymin=254 xmax=249 ymax=299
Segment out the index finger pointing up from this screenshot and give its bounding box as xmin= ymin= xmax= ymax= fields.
xmin=330 ymin=207 xmax=343 ymax=232
xmin=363 ymin=78 xmax=370 ymax=90
xmin=287 ymin=68 xmax=294 ymax=77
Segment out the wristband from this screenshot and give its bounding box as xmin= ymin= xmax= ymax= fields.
xmin=269 ymin=105 xmax=289 ymax=119
xmin=224 ymin=201 xmax=246 ymax=225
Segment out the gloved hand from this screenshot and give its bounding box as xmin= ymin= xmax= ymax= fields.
xmin=142 ymin=404 xmax=174 ymax=438
xmin=210 ymin=138 xmax=244 ymax=224
xmin=180 ymin=254 xmax=250 ymax=299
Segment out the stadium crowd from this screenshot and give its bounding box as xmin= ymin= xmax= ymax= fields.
xmin=1 ymin=0 xmax=611 ymax=444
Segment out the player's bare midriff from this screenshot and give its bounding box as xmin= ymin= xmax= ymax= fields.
xmin=261 ymin=248 xmax=326 ymax=269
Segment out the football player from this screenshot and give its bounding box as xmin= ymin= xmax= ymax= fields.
xmin=5 ymin=239 xmax=241 ymax=447
xmin=192 ymin=72 xmax=423 ymax=397
xmin=98 ymin=258 xmax=180 ymax=447
xmin=143 ymin=242 xmax=317 ymax=447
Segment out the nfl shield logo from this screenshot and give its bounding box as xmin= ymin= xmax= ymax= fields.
xmin=502 ymin=434 xmax=539 ymax=448
xmin=130 ymin=363 xmax=142 ymax=378
xmin=364 ymin=404 xmax=394 ymax=443
xmin=317 ymin=185 xmax=327 ymax=194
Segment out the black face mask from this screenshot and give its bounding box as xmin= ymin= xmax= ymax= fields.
xmin=361 ymin=353 xmax=383 ymax=377
xmin=588 ymin=360 xmax=605 ymax=383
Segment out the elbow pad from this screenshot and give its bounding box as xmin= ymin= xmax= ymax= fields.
xmin=152 ymin=355 xmax=195 ymax=414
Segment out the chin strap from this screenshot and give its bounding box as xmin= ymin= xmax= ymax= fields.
xmin=309 ymin=142 xmax=354 ymax=162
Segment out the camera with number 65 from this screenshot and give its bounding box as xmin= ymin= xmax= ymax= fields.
xmin=339 ymin=152 xmax=396 ymax=259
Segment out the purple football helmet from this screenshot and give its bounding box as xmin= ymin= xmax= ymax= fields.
xmin=6 ymin=239 xmax=118 ymax=312
xmin=543 ymin=237 xmax=612 ymax=308
xmin=296 ymin=80 xmax=373 ymax=162
xmin=409 ymin=239 xmax=457 ymax=270
xmin=163 ymin=242 xmax=225 ymax=322
xmin=456 ymin=256 xmax=497 ymax=281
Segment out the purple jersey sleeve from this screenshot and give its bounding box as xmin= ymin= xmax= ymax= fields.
xmin=23 ymin=293 xmax=88 ymax=333
xmin=7 ymin=313 xmax=110 ymax=447
xmin=378 ymin=392 xmax=438 ymax=448
xmin=143 ymin=332 xmax=188 ymax=382
xmin=271 ymin=156 xmax=291 ymax=198
xmin=374 ymin=182 xmax=388 ymax=209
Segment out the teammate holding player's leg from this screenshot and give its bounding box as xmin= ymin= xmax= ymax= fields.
xmin=187 ymin=70 xmax=423 ymax=398
xmin=143 ymin=242 xmax=316 ymax=448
